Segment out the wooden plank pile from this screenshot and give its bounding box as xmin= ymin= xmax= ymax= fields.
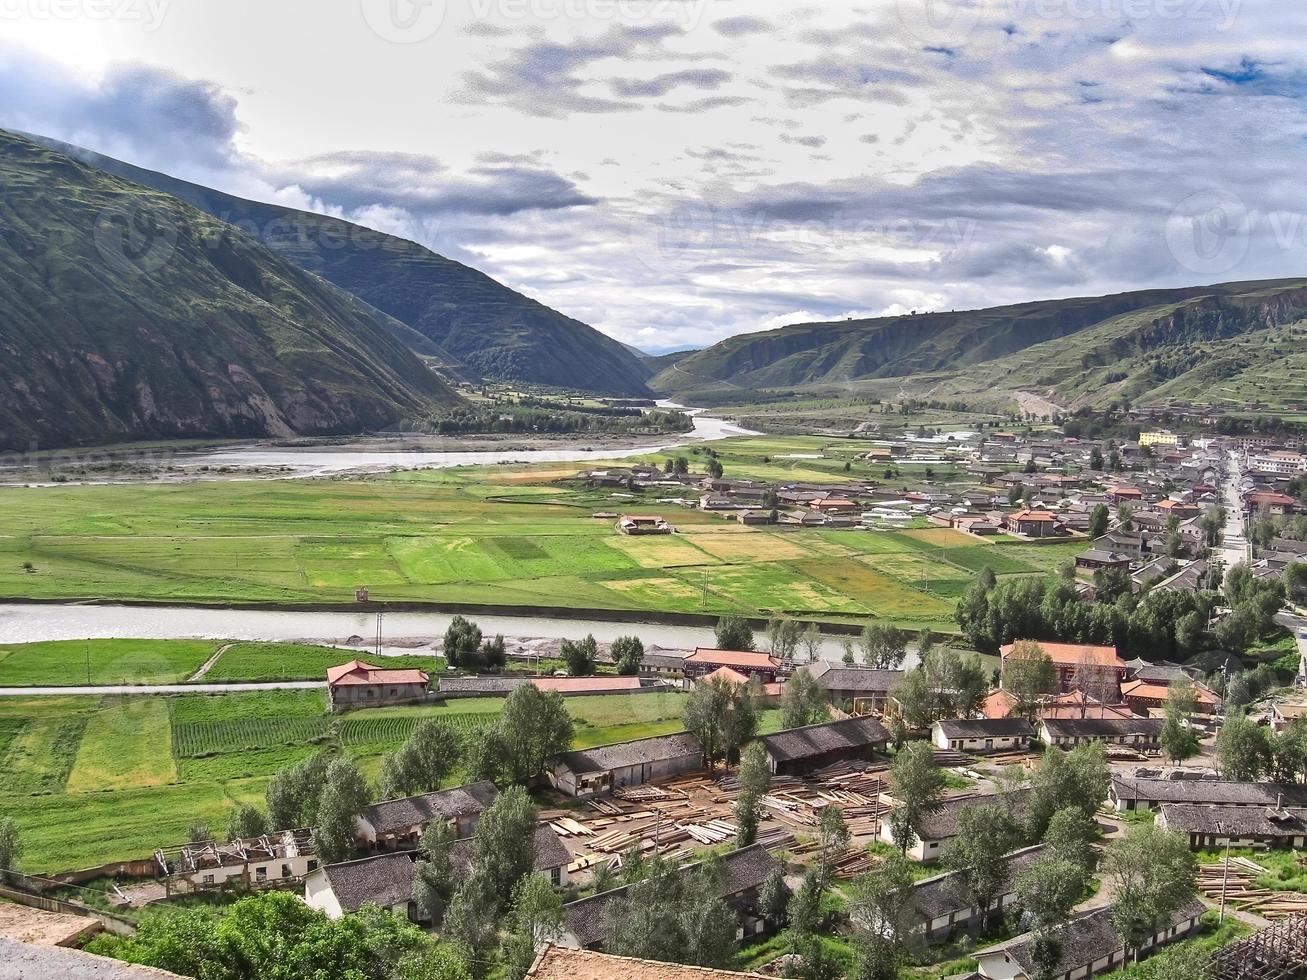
xmin=1198 ymin=859 xmax=1307 ymax=920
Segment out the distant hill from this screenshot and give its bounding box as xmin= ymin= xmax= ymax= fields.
xmin=0 ymin=130 xmax=459 ymax=449
xmin=30 ymin=134 xmax=652 ymax=396
xmin=651 ymin=279 xmax=1307 ymax=409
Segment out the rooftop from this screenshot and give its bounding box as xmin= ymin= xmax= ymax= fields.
xmin=358 ymin=780 xmax=499 ymax=835
xmin=318 ymin=851 xmax=415 ymax=912
xmin=805 ymin=662 xmax=903 ymax=692
xmin=910 ymin=845 xmax=1046 ymax=921
xmin=451 ymin=824 xmax=571 ymax=877
xmin=0 ymin=939 xmax=182 ymax=978
xmin=1000 ymin=641 xmax=1124 ymax=668
xmin=915 ymin=789 xmax=1033 ymax=841
xmin=685 ymin=649 xmax=781 ymax=670
xmin=758 ymin=716 xmax=890 ymax=763
xmin=1159 ymin=803 xmax=1307 ymax=837
xmin=326 ymin=659 xmax=429 ymax=687
xmin=1041 ymin=717 xmax=1165 ymax=738
xmin=934 ymin=717 xmax=1034 ymax=739
xmin=439 ymin=675 xmax=646 ymax=695
xmin=526 ymin=945 xmax=770 ymax=979
xmin=1111 ymin=775 xmax=1307 ymax=808
xmin=553 ymin=731 xmax=703 ymax=776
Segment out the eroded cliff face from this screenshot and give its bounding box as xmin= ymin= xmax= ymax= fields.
xmin=0 ymin=130 xmax=459 ymax=450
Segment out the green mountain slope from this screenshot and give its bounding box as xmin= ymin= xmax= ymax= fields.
xmin=0 ymin=130 xmax=458 ymax=450
xmin=652 ymin=279 xmax=1307 ymax=408
xmin=32 ymin=135 xmax=651 ymax=396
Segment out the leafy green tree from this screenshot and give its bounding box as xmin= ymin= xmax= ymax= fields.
xmin=266 ymin=752 xmax=331 ymax=830
xmin=1002 ymin=641 xmax=1057 ymax=717
xmin=706 ymin=458 xmax=724 ymax=479
xmin=378 ymin=720 xmax=464 ymax=800
xmin=1015 ymin=855 xmax=1085 ymax=929
xmin=1161 ymin=678 xmax=1201 ymax=765
xmin=767 ymin=617 xmax=801 ymax=660
xmin=313 ymin=758 xmax=370 ymax=864
xmin=601 ymin=854 xmax=737 ymax=968
xmin=1088 ymin=503 xmax=1109 ymax=538
xmin=888 ymin=742 xmax=946 ymax=855
xmin=467 ymin=785 xmax=537 ymax=907
xmin=715 ymin=615 xmax=754 ymax=651
xmin=1026 ymin=743 xmax=1109 ymax=839
xmin=681 ymin=674 xmax=757 ymax=765
xmin=560 ymin=634 xmax=598 ymax=676
xmin=734 ymin=742 xmax=771 ymax=848
xmin=758 ymin=868 xmax=792 ymax=929
xmin=1042 ymin=806 xmax=1097 ymax=873
xmin=611 ymin=635 xmax=644 ymax=676
xmin=943 ymin=804 xmax=1021 ymax=923
xmin=188 ymin=822 xmax=214 ymax=844
xmin=412 ymin=820 xmax=457 ymax=926
xmin=801 ymin=623 xmax=823 ymax=661
xmin=443 ymin=874 xmax=500 ymax=975
xmin=443 ymin=616 xmax=483 ymax=669
xmin=889 ymin=668 xmax=933 ymax=730
xmin=483 ymin=684 xmax=574 ymax=785
xmin=1216 ymin=713 xmax=1271 ymax=782
xmin=0 ymin=817 xmax=20 ymax=882
xmin=859 ymin=622 xmax=908 ymax=669
xmin=848 ymin=852 xmax=918 ymax=980
xmin=1270 ymin=718 xmax=1307 ymax=784
xmin=498 ymin=873 xmax=565 ymax=980
xmin=978 ymin=566 xmax=998 ymax=590
xmin=782 ymin=666 xmax=830 ymax=728
xmin=817 ymin=805 xmax=851 ymax=888
xmin=1103 ymin=825 xmax=1198 ymax=961
xmin=226 ymin=804 xmax=268 ymax=842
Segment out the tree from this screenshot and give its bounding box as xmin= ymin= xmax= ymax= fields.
xmin=1103 ymin=825 xmax=1197 ymax=961
xmin=444 ymin=874 xmax=500 ymax=973
xmin=816 ymin=805 xmax=851 ymax=888
xmin=889 ymin=668 xmax=933 ymax=730
xmin=1042 ymin=806 xmax=1097 ymax=873
xmin=1270 ymin=718 xmax=1307 ymax=784
xmin=468 ymin=784 xmax=538 ymax=906
xmin=412 ymin=820 xmax=457 ymax=927
xmin=1161 ymin=677 xmax=1200 ymax=765
xmin=978 ymin=566 xmax=998 ymax=590
xmin=847 ymin=852 xmax=919 ymax=980
xmin=782 ymin=666 xmax=830 ymax=728
xmin=498 ymin=873 xmax=565 ymax=980
xmin=859 ymin=622 xmax=908 ymax=669
xmin=560 ymin=634 xmax=598 ymax=676
xmin=943 ymin=804 xmax=1021 ymax=924
xmin=1002 ymin=641 xmax=1057 ymax=718
xmin=481 ymin=684 xmax=574 ymax=785
xmin=266 ymin=752 xmax=331 ymax=830
xmin=801 ymin=623 xmax=823 ymax=661
xmin=1088 ymin=503 xmax=1109 ymax=538
xmin=188 ymin=822 xmax=214 ymax=843
xmin=715 ymin=615 xmax=754 ymax=651
xmin=887 ymin=742 xmax=946 ymax=855
xmin=1027 ymin=743 xmax=1109 ymax=839
xmin=766 ymin=617 xmax=801 ymax=660
xmin=682 ymin=675 xmax=757 ymax=765
xmin=1089 ymin=447 xmax=1105 ymax=471
xmin=758 ymin=868 xmax=792 ymax=929
xmin=706 ymin=458 xmax=724 ymax=479
xmin=443 ymin=615 xmax=483 ymax=669
xmin=735 ymin=742 xmax=770 ymax=847
xmin=313 ymin=758 xmax=370 ymax=864
xmin=378 ymin=720 xmax=464 ymax=800
xmin=1216 ymin=713 xmax=1271 ymax=782
xmin=601 ymin=854 xmax=737 ymax=968
xmin=226 ymin=803 xmax=268 ymax=842
xmin=611 ymin=635 xmax=644 ymax=676
xmin=0 ymin=817 xmax=20 ymax=882
xmin=1286 ymin=562 xmax=1307 ymax=604
xmin=1015 ymin=855 xmax=1085 ymax=930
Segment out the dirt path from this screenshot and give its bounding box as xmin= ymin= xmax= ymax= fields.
xmin=186 ymin=641 xmax=235 ymax=682
xmin=1014 ymin=390 xmax=1063 ymax=418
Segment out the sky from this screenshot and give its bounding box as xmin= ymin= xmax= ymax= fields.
xmin=2 ymin=0 xmax=1306 ymax=353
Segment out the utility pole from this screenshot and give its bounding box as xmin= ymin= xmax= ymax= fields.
xmin=375 ymin=610 xmax=383 ymax=658
xmin=1218 ymin=820 xmax=1231 ymax=926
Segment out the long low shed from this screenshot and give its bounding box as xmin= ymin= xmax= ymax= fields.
xmin=548 ymin=732 xmax=703 ymax=797
xmin=758 ymin=716 xmax=890 ymax=775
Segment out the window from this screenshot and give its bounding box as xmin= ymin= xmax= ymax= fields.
xmin=255 ymin=866 xmax=268 ymax=882
xmin=308 ymin=860 xmax=319 ymax=872
xmin=282 ymin=863 xmax=292 ymax=878
xmin=202 ymin=874 xmax=214 ymax=885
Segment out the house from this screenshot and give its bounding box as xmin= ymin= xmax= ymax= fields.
xmin=1246 ymin=491 xmax=1297 ymax=516
xmin=999 ymin=641 xmax=1126 ymax=696
xmin=696 ymin=666 xmax=783 ymax=704
xmin=757 ymin=716 xmax=890 ymax=775
xmin=736 ymin=509 xmax=773 ymax=525
xmin=974 ymin=899 xmax=1207 ymax=980
xmin=1156 ymin=499 xmax=1200 ymax=519
xmin=451 ymin=824 xmax=573 ymax=887
xmin=906 ymin=845 xmax=1047 ymax=940
xmin=304 ymin=851 xmax=416 ymax=920
xmin=805 ymin=662 xmax=903 ymax=713
xmin=1004 ymin=509 xmax=1063 ymax=537
xmin=155 ymin=829 xmax=317 ymax=892
xmin=1074 ymin=549 xmax=1133 ymax=572
xmin=810 ymin=497 xmax=860 ymax=514
xmin=982 ymin=688 xmax=1135 ymax=722
xmin=1109 ymin=775 xmax=1307 ymax=812
xmin=1156 ymin=803 xmax=1307 ymax=850
xmin=638 ymin=652 xmax=687 ymax=679
xmin=1038 ymin=716 xmax=1163 ymax=749
xmin=1271 ymin=699 xmax=1307 ymax=732
xmin=525 ymin=945 xmax=772 ymax=979
xmin=931 ymin=718 xmax=1034 ymax=753
xmin=1120 ymin=679 xmax=1221 ymax=716
xmin=619 ymin=515 xmax=673 ymax=535
xmin=683 ymin=648 xmax=781 ymax=682
xmin=879 ymin=789 xmax=1033 ymax=862
xmin=355 ymin=781 xmax=499 ymax=849
xmin=326 ymin=660 xmax=429 ymax=710
xmin=558 ymin=845 xmax=778 ymax=949
xmin=548 ymin=732 xmax=703 ymax=797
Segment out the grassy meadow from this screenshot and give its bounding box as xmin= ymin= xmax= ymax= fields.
xmin=0 ymin=683 xmax=720 ymax=872
xmin=0 ymin=435 xmax=1074 ymax=632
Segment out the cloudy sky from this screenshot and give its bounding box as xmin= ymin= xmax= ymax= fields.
xmin=2 ymin=0 xmax=1305 ymax=352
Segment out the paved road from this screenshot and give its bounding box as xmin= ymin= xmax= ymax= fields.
xmin=1219 ymin=450 xmax=1250 ymax=569
xmin=0 ymin=680 xmax=326 ymax=696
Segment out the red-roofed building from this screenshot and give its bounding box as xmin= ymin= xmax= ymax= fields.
xmin=683 ymin=648 xmax=781 ymax=683
xmin=327 ymin=660 xmax=430 ymax=710
xmin=696 ymin=665 xmax=784 ymax=703
xmin=1121 ymin=679 xmax=1221 ymax=715
xmin=999 ymin=641 xmax=1126 ymax=695
xmin=1004 ymin=510 xmax=1064 ymax=538
xmin=982 ymin=687 xmax=1135 ymax=721
xmin=1109 ymin=486 xmax=1144 ymax=503
xmin=1246 ymin=491 xmax=1298 ymax=516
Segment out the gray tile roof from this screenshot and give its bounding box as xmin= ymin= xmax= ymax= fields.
xmin=321 ymin=851 xmax=416 ymax=912
xmin=806 ymin=662 xmax=904 ymax=693
xmin=1041 ymin=717 xmax=1164 ymax=739
xmin=1160 ymin=803 xmax=1307 ymax=837
xmin=451 ymin=824 xmax=571 ymax=878
xmin=759 ymin=716 xmax=890 ymax=763
xmin=916 ymin=789 xmax=1034 ymax=842
xmin=1112 ymin=775 xmax=1307 ymax=808
xmin=563 ymin=845 xmax=778 ymax=948
xmin=553 ymin=732 xmax=702 ymax=776
xmin=359 ymin=781 xmax=499 ymax=835
xmin=910 ymin=845 xmax=1046 ymax=921
xmin=935 ymin=718 xmax=1034 ymax=740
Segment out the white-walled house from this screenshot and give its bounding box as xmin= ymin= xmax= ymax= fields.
xmin=303 ymin=852 xmax=416 ymax=920
xmin=931 ymin=718 xmax=1033 ymax=754
xmin=879 ymin=789 xmax=1033 ymax=862
xmin=354 ymin=781 xmax=499 ymax=849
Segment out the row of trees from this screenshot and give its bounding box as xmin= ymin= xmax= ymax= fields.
xmin=1216 ymin=713 xmax=1307 ymax=783
xmin=446 ymin=616 xmax=647 ymax=677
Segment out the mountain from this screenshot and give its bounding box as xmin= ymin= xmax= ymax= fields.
xmin=651 ymin=279 xmax=1307 ymax=409
xmin=0 ymin=130 xmax=459 ymax=450
xmin=30 ymin=135 xmax=652 ymax=396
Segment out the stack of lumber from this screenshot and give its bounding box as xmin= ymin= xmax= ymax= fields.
xmin=1198 ymin=860 xmax=1307 ymax=919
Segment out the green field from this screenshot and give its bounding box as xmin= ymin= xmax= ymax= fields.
xmin=0 ymin=638 xmax=219 ymax=686
xmin=0 ymin=438 xmax=1063 ymax=631
xmin=200 ymin=642 xmax=442 ymax=683
xmin=0 ymin=685 xmax=713 ymax=872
